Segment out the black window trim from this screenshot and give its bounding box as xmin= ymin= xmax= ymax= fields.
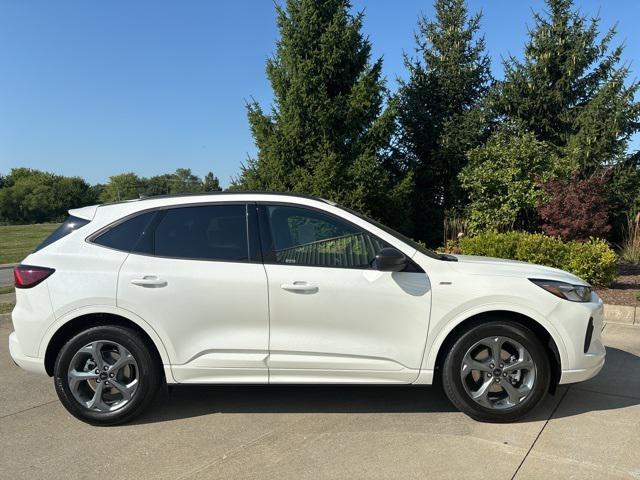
xmin=256 ymin=201 xmax=424 ymax=273
xmin=86 ymin=201 xmax=263 ymax=265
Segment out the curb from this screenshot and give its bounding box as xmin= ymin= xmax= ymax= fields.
xmin=0 ymin=263 xmax=17 ymax=269
xmin=603 ymin=304 xmax=640 ymax=326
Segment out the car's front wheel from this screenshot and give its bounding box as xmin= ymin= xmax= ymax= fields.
xmin=54 ymin=325 xmax=161 ymax=425
xmin=442 ymin=320 xmax=551 ymax=422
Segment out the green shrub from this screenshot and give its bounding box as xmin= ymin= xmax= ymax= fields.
xmin=514 ymin=233 xmax=568 ymax=269
xmin=458 ymin=230 xmax=519 ymax=259
xmin=565 ymin=239 xmax=618 ymax=287
xmin=448 ymin=231 xmax=617 ymax=286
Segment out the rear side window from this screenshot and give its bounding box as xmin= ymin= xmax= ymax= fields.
xmin=93 ymin=211 xmax=156 ymax=254
xmin=154 ymin=204 xmax=250 ymax=262
xmin=35 ymin=215 xmax=90 ymax=252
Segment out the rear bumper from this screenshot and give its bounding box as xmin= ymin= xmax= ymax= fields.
xmin=8 ymin=332 xmax=47 ymax=375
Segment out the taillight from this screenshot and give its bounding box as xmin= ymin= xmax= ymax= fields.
xmin=14 ymin=265 xmax=55 ymax=289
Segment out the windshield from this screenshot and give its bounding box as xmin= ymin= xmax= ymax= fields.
xmin=338 ymin=206 xmax=443 ymax=260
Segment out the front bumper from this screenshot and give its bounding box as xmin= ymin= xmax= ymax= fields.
xmin=8 ymin=332 xmax=47 ymax=375
xmin=557 ymin=298 xmax=606 ymax=384
xmin=559 ymin=353 xmax=605 ymax=383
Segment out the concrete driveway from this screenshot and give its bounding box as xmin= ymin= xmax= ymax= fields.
xmin=1 ymin=320 xmax=639 ymax=480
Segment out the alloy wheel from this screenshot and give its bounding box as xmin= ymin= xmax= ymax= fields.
xmin=67 ymin=340 xmax=139 ymax=412
xmin=460 ymin=336 xmax=536 ymax=410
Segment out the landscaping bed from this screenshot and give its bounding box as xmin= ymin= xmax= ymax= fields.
xmin=594 ymin=264 xmax=640 ymax=307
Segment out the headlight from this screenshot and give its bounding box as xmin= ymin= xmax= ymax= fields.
xmin=529 ymin=279 xmax=592 ymax=302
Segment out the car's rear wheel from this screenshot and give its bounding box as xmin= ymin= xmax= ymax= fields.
xmin=442 ymin=321 xmax=550 ymax=422
xmin=54 ymin=325 xmax=161 ymax=425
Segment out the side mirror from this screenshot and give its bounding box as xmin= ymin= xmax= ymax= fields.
xmin=375 ymin=247 xmax=407 ymax=272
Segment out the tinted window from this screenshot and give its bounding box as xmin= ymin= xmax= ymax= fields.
xmin=342 ymin=205 xmax=443 ymax=260
xmin=264 ymin=205 xmax=388 ymax=268
xmin=93 ymin=211 xmax=156 ymax=253
xmin=154 ymin=204 xmax=249 ymax=261
xmin=35 ymin=215 xmax=90 ymax=252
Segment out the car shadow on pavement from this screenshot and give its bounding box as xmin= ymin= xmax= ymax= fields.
xmin=550 ymin=346 xmax=640 ymax=420
xmin=132 ymin=346 xmax=639 ymax=425
xmin=133 ymin=384 xmax=457 ymax=425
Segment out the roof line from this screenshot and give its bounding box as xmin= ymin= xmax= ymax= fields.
xmin=99 ymin=190 xmax=335 ymax=207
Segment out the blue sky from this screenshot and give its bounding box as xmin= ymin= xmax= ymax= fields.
xmin=0 ymin=0 xmax=638 ymax=188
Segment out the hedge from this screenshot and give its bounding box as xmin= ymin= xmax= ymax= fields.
xmin=442 ymin=231 xmax=617 ymax=286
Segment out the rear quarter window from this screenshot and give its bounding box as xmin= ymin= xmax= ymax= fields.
xmin=35 ymin=216 xmax=90 ymax=252
xmin=92 ymin=211 xmax=156 ymax=254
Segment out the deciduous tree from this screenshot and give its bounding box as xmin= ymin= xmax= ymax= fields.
xmin=460 ymin=126 xmax=558 ymax=232
xmin=0 ymin=168 xmax=96 ymax=224
xmin=538 ymin=172 xmax=611 ymax=241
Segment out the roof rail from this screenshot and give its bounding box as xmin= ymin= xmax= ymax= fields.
xmin=100 ymin=190 xmax=336 ymax=206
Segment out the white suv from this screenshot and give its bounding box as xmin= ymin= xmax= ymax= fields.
xmin=9 ymin=193 xmax=605 ymax=424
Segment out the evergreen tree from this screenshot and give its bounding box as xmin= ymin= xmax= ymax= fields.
xmin=395 ymin=0 xmax=491 ymax=244
xmin=236 ymin=0 xmax=409 ymax=226
xmin=202 ymin=172 xmax=222 ymax=192
xmin=492 ymin=0 xmax=640 ymax=174
xmin=607 ymin=151 xmax=640 ymax=237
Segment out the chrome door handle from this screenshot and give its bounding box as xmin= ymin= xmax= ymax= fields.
xmin=130 ymin=276 xmax=167 ymax=288
xmin=281 ymin=281 xmax=318 ymax=294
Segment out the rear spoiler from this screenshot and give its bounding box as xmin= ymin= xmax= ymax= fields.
xmin=68 ymin=205 xmax=99 ymax=221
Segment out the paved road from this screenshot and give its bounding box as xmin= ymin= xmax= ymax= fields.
xmin=0 ymin=266 xmax=13 ymax=287
xmin=1 ymin=321 xmax=639 ymax=480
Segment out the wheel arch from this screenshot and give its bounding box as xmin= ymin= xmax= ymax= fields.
xmin=431 ymin=310 xmax=562 ymax=392
xmin=42 ymin=309 xmax=171 ymax=378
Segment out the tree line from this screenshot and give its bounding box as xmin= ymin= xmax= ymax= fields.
xmin=0 ymin=168 xmax=220 ymax=224
xmin=2 ymin=0 xmax=639 ymax=248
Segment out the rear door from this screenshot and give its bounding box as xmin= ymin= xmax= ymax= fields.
xmin=259 ymin=203 xmax=432 ymax=384
xmin=114 ymin=202 xmax=270 ymax=383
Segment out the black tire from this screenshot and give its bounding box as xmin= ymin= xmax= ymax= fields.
xmin=441 ymin=321 xmax=550 ymax=423
xmin=54 ymin=325 xmax=162 ymax=426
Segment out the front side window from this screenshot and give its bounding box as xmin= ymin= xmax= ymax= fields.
xmin=154 ymin=204 xmax=250 ymax=262
xmin=262 ymin=205 xmax=388 ymax=268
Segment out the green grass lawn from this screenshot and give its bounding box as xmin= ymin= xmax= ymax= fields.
xmin=0 ymin=286 xmax=14 ymax=295
xmin=0 ymin=302 xmax=13 ymax=314
xmin=0 ymin=223 xmax=59 ymax=264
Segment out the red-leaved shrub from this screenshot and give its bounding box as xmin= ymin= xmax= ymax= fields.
xmin=537 ymin=172 xmax=611 ymax=241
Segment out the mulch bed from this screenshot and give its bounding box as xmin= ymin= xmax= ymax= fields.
xmin=594 ymin=264 xmax=640 ymax=307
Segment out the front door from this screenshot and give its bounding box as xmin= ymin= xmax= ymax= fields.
xmin=117 ymin=203 xmax=269 ymax=383
xmin=259 ymin=203 xmax=432 ymax=384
